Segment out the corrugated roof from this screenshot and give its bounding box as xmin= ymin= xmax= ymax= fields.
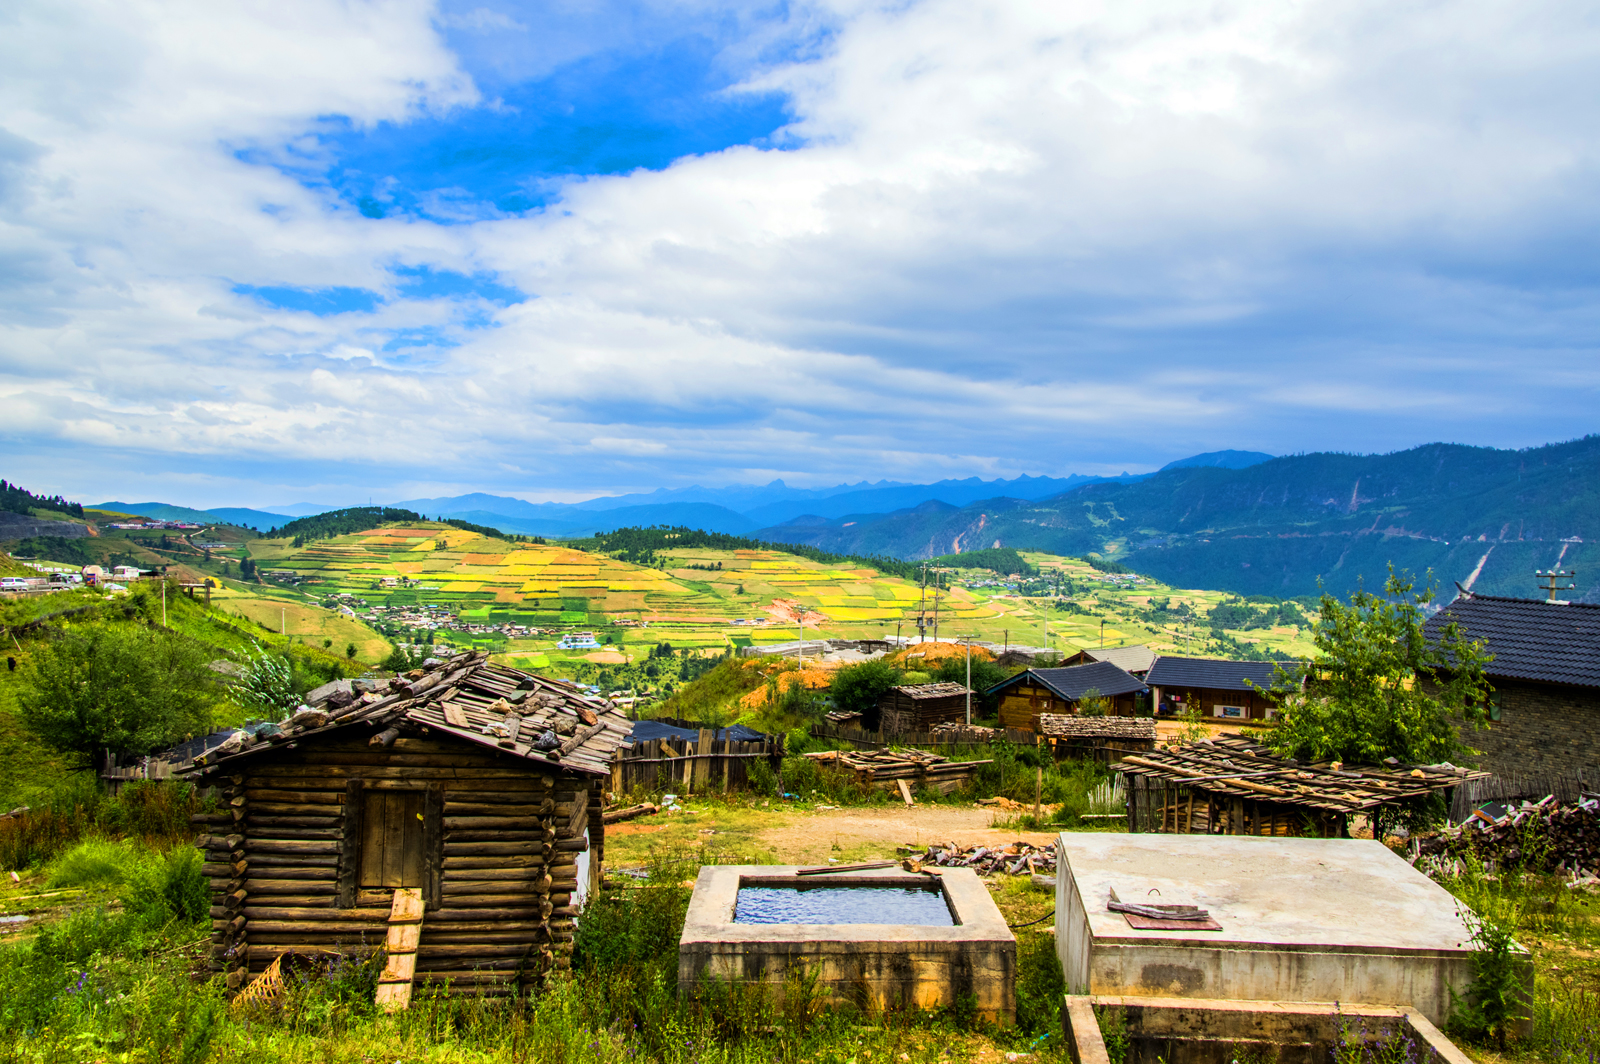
xmin=1084 ymin=645 xmax=1157 ymax=673
xmin=987 ymin=660 xmax=1148 ymax=701
xmin=182 ymin=652 xmax=631 ymax=778
xmin=1425 ymin=593 xmax=1600 ymax=689
xmin=1144 ymin=655 xmax=1301 ymax=692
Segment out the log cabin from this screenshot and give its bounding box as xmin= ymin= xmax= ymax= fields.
xmin=986 ymin=660 xmax=1149 ymax=731
xmin=183 ymin=651 xmax=630 ymax=1006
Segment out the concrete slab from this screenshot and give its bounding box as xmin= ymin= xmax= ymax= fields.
xmin=680 ymin=866 xmax=1016 ymax=1023
xmin=1055 ymin=833 xmax=1491 ymax=1025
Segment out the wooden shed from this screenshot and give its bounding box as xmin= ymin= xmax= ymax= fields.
xmin=876 ymin=682 xmax=972 ymax=734
xmin=184 ymin=651 xmax=630 ymax=1006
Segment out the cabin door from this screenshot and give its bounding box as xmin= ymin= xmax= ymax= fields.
xmin=360 ymin=790 xmax=426 ymax=889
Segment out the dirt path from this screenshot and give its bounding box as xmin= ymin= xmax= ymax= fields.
xmin=752 ymin=805 xmax=1059 ymax=866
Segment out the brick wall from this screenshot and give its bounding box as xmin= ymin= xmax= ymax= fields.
xmin=1467 ymin=678 xmax=1600 ymax=779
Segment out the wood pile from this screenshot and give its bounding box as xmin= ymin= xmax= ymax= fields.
xmin=904 ymin=840 xmax=1058 ymax=877
xmin=930 ymin=723 xmax=998 ymax=742
xmin=1116 ymin=736 xmax=1485 ymax=815
xmin=1037 ymin=715 xmax=1156 ymax=738
xmin=1417 ymin=795 xmax=1600 ymax=876
xmin=802 ymin=748 xmax=992 ymax=795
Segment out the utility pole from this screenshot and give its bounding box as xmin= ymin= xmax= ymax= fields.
xmin=282 ymin=607 xmax=286 ymax=637
xmin=1100 ymin=619 xmax=1106 ymax=648
xmin=932 ymin=569 xmax=942 ymax=643
xmin=1536 ymin=568 xmax=1577 ymax=601
xmin=960 ymin=635 xmax=976 ymax=725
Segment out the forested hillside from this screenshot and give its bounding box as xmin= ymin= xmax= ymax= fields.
xmin=755 ymin=436 xmax=1600 ymax=600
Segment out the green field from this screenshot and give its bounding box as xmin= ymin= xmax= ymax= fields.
xmin=234 ymin=522 xmax=1319 ymax=668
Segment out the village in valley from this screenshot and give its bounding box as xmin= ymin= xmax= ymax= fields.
xmin=0 ymin=473 xmax=1594 ymax=1064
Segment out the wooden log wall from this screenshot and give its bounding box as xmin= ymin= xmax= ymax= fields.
xmin=200 ymin=732 xmax=602 ymax=995
xmin=611 ymin=735 xmax=780 ymax=794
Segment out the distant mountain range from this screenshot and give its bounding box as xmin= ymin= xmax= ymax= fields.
xmin=80 ymin=438 xmax=1600 ymax=599
xmin=95 ymin=502 xmax=296 ymax=528
xmin=748 ymin=437 xmax=1600 ymax=602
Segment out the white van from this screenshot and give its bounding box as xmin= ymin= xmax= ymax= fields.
xmin=0 ymin=577 xmax=29 ymax=591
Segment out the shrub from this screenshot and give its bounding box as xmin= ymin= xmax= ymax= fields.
xmin=48 ymin=838 xmax=136 ymax=889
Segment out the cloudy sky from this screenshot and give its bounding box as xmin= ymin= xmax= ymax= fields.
xmin=3 ymin=0 xmax=1598 ymax=508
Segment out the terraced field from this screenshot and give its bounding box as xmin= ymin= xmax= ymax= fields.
xmin=244 ymin=523 xmax=1318 ymax=666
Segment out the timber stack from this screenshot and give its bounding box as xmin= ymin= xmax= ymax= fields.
xmin=802 ymin=748 xmax=992 ymax=795
xmin=182 ymin=651 xmax=630 ymax=1003
xmin=1417 ymin=794 xmax=1600 ymax=876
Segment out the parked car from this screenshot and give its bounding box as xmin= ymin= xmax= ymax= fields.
xmin=0 ymin=577 xmax=29 ymax=591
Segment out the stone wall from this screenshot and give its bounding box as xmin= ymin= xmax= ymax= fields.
xmin=1470 ymin=677 xmax=1600 ymax=779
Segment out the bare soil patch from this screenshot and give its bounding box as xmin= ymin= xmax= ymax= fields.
xmin=753 ymin=805 xmax=1059 ymax=866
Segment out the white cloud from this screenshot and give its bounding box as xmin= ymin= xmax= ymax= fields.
xmin=2 ymin=0 xmax=1599 ymax=507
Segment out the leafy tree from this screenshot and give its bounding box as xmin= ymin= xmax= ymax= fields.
xmin=17 ymin=624 xmax=217 ymax=769
xmin=345 ymin=642 xmax=357 ymax=659
xmin=1267 ymin=569 xmax=1491 ymax=835
xmin=828 ymin=658 xmax=904 ymax=729
xmin=932 ymin=655 xmax=1011 ymax=717
xmin=1076 ymin=687 xmax=1109 ymax=716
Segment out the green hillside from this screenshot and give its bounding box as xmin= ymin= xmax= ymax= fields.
xmin=759 ymin=436 xmax=1600 ymax=600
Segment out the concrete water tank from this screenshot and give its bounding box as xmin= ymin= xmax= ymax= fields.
xmin=1054 ymin=833 xmax=1501 ymax=1025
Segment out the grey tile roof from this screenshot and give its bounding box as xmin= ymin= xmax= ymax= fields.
xmin=1425 ymin=594 xmax=1600 ymax=689
xmin=1144 ymin=655 xmax=1302 ymax=692
xmin=986 ymin=660 xmax=1148 ymax=701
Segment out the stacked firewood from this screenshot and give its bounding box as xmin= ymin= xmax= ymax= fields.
xmin=902 ymin=840 xmax=1059 ymax=877
xmin=930 ymin=723 xmax=999 ymax=741
xmin=802 ymin=749 xmax=993 ymax=794
xmin=1416 ymin=795 xmax=1600 ymax=876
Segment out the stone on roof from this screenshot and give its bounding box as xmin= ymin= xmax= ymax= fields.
xmin=1144 ymin=655 xmax=1301 ymax=692
xmin=1425 ymin=593 xmax=1600 ymax=689
xmin=183 ymin=651 xmax=631 ymax=778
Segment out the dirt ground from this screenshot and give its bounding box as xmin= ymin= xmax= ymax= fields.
xmin=755 ymin=805 xmax=1059 ymax=865
xmin=604 ymin=801 xmax=1063 ymax=868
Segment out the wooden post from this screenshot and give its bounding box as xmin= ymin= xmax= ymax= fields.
xmin=1231 ymin=797 xmax=1245 ymax=836
xmin=721 ymin=739 xmax=731 ymax=793
xmin=695 ymin=729 xmax=714 ymax=792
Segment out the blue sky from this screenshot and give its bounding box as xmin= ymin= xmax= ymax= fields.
xmin=2 ymin=0 xmax=1598 ymax=509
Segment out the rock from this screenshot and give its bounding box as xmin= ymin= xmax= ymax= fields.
xmin=1031 ymin=874 xmax=1057 ymax=891
xmin=304 ymin=679 xmax=352 ymax=706
xmin=289 ymin=707 xmax=330 ymax=730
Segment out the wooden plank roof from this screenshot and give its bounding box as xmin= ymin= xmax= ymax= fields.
xmin=1113 ymin=736 xmax=1487 ymax=814
xmin=183 ymin=651 xmax=631 ymax=779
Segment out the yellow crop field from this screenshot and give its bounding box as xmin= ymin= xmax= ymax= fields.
xmin=243 ymin=523 xmax=1318 ymax=666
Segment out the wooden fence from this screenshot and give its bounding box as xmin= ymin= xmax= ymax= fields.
xmin=612 ymin=731 xmax=785 ymax=794
xmin=808 ymin=723 xmax=1038 ymax=751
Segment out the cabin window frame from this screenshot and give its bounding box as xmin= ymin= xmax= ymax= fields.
xmin=337 ymin=779 xmax=443 ymax=910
